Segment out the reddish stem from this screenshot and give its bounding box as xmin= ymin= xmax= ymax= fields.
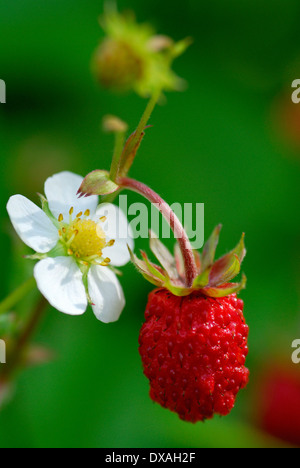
xmin=118 ymin=177 xmax=198 ymax=287
xmin=0 ymin=295 xmax=47 ymax=383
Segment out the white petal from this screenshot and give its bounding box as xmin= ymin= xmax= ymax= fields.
xmin=88 ymin=265 xmax=125 ymax=323
xmin=34 ymin=257 xmax=87 ymax=315
xmin=44 ymin=171 xmax=99 ymax=220
xmin=94 ymin=203 xmax=134 ymax=267
xmin=7 ymin=195 xmax=59 ymax=253
xmin=102 ymin=241 xmax=132 ymax=267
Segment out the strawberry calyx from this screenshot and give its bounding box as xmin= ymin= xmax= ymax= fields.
xmin=129 ymin=225 xmax=246 ymax=297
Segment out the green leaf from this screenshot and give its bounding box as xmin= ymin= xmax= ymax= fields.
xmin=77 ymin=170 xmax=119 ymax=197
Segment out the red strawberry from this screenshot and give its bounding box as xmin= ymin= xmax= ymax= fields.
xmin=130 ymin=226 xmax=248 ymax=422
xmin=256 ymin=365 xmax=300 ymax=446
xmin=139 ymin=288 xmax=249 ymax=422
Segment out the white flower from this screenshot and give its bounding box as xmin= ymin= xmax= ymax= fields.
xmin=6 ymin=171 xmax=134 ymax=323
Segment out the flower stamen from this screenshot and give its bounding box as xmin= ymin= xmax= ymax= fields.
xmin=100 ymin=257 xmax=111 ymax=266
xmin=66 ymin=230 xmax=78 ymax=247
xmin=56 ymin=206 xmax=117 ymax=266
xmin=69 ymin=207 xmax=74 ymax=224
xmin=106 ymin=239 xmax=115 ymax=247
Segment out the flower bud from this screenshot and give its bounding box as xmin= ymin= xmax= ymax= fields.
xmin=77 ymin=170 xmax=119 ymax=197
xmin=93 ymin=38 xmax=145 ymax=92
xmin=92 ymin=9 xmax=191 ymax=97
xmin=102 ymin=115 xmax=128 ymax=133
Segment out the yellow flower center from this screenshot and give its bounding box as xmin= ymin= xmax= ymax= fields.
xmin=68 ymin=219 xmax=107 ymax=259
xmin=57 ymin=208 xmax=114 ymax=265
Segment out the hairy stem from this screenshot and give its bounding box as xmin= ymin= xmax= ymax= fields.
xmin=102 ymin=90 xmax=161 ymax=204
xmin=118 ymin=177 xmax=198 ymax=287
xmin=110 ymin=131 xmax=126 ymax=182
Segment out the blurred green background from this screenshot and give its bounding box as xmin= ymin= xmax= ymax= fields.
xmin=0 ymin=0 xmax=300 ymax=448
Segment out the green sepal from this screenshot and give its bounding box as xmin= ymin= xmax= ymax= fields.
xmin=209 ymin=233 xmax=246 ymax=287
xmin=37 ymin=193 xmax=59 ymax=228
xmin=108 ymin=266 xmax=123 ymax=277
xmin=78 ymin=170 xmax=119 ymax=197
xmin=47 ymin=242 xmax=67 ymax=258
xmin=24 ymin=253 xmax=48 ymax=261
xmin=209 ymin=254 xmax=240 ymax=287
xmin=149 ymin=231 xmax=178 ymax=280
xmin=118 ymin=129 xmax=145 ymax=178
xmin=174 ymin=243 xmax=185 ymax=279
xmin=193 ymin=250 xmax=202 ymax=274
xmin=192 ymin=266 xmax=212 ymax=289
xmin=163 ymin=279 xmax=192 ymax=297
xmin=26 ymin=241 xmax=66 ymax=260
xmin=170 ymin=37 xmax=193 ymax=59
xmin=128 ymin=229 xmax=247 ymax=299
xmin=202 ymin=274 xmax=247 ymax=298
xmin=140 ymin=251 xmax=166 ymax=282
xmin=79 ymin=264 xmax=94 ymax=306
xmin=128 ymin=246 xmax=164 ymax=287
xmin=201 ymin=224 xmax=222 ymax=272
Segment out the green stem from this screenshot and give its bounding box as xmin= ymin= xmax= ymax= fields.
xmin=126 ymin=88 xmax=161 ymax=157
xmin=0 ymin=276 xmax=36 ymax=316
xmin=110 ymin=131 xmax=126 ymax=182
xmin=136 ymin=89 xmax=161 ymax=137
xmin=101 ymin=188 xmax=123 ymax=204
xmin=102 ymin=90 xmax=161 ymax=204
